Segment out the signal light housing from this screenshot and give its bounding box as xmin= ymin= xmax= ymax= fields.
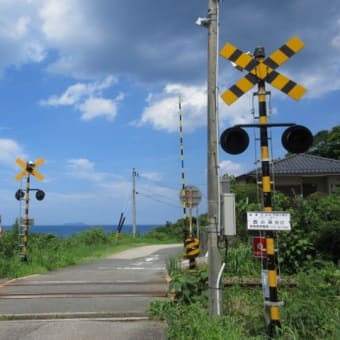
xmin=35 ymin=190 xmax=45 ymax=201
xmin=220 ymin=127 xmax=249 ymax=154
xmin=15 ymin=189 xmax=25 ymax=201
xmin=281 ymin=125 xmax=313 ymax=154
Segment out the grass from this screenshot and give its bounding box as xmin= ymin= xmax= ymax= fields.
xmin=0 ymin=227 xmax=180 ymax=279
xmin=148 ymin=244 xmax=340 ymax=339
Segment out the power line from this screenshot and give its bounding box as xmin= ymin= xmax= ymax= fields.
xmin=137 ymin=192 xmax=180 ymax=209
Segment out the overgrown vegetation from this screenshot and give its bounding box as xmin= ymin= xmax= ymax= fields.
xmin=149 ymin=255 xmax=339 ymax=339
xmin=0 ymin=226 xmax=181 ymax=279
xmin=149 ymin=190 xmax=340 ymax=339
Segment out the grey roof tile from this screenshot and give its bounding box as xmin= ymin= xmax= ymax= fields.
xmin=239 ymin=154 xmax=340 ymax=177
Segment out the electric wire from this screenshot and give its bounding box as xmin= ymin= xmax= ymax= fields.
xmin=137 ymin=192 xmax=180 ymax=209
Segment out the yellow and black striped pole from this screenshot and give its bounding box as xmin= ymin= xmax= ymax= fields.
xmin=178 ymin=97 xmax=200 ymax=269
xmin=255 ymin=47 xmax=281 ymax=337
xmin=22 ymin=174 xmax=31 ymax=262
xmin=179 ymin=96 xmax=189 ymax=241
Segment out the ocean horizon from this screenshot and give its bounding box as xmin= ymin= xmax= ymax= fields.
xmin=2 ymin=223 xmax=160 ymax=238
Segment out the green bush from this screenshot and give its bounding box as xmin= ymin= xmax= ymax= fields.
xmin=314 ymin=221 xmax=340 ymax=263
xmin=71 ymin=227 xmax=110 ymax=245
xmin=169 ymin=268 xmax=208 ymax=304
xmin=278 ymin=229 xmax=316 ymax=274
xmin=145 ymin=220 xmax=184 ymax=242
xmin=0 ymin=231 xmax=17 ymax=258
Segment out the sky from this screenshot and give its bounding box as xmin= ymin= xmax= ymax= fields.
xmin=0 ymin=0 xmax=339 ymax=227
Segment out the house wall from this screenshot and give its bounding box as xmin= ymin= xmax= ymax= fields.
xmin=274 ymin=176 xmax=302 ymax=196
xmin=328 ymin=175 xmax=340 ymax=193
xmin=237 ymin=174 xmax=340 ymax=196
xmin=273 ymin=175 xmax=332 ymax=196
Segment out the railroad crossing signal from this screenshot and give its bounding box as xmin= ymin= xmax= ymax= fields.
xmin=15 ymin=157 xmax=45 ymax=262
xmin=15 ymin=158 xmax=45 ymax=181
xmin=220 ymin=36 xmax=306 ymax=105
xmin=219 ymin=37 xmax=311 ymax=336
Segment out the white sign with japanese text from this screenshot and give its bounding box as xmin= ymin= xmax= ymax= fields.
xmin=247 ymin=211 xmax=291 ymax=231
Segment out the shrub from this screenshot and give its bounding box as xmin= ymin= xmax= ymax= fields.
xmin=169 ymin=268 xmax=208 ymax=304
xmin=278 ymin=229 xmax=316 ymax=274
xmin=72 ymin=227 xmax=110 ymax=245
xmin=314 ymin=221 xmax=340 ymax=263
xmin=145 ymin=220 xmax=184 ymax=242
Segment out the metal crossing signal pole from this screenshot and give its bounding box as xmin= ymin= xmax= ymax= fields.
xmin=254 ymin=47 xmax=281 ymax=336
xmin=132 ymin=168 xmax=137 ymax=238
xmin=15 ymin=158 xmax=45 ymax=262
xmin=22 ymin=174 xmax=31 ymax=262
xmin=219 ymin=36 xmax=313 ymax=337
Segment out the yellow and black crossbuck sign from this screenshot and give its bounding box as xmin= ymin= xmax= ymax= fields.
xmin=15 ymin=158 xmax=45 ymax=181
xmin=220 ymin=36 xmax=306 ymax=105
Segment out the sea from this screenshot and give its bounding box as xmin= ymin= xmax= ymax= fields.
xmin=2 ymin=224 xmax=160 ymax=238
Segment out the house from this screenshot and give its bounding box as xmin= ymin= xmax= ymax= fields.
xmin=236 ymin=154 xmax=340 ymax=196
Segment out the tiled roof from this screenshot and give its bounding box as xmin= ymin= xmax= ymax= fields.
xmin=239 ymin=154 xmax=340 ymax=177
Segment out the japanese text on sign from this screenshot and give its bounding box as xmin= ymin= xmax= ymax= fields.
xmin=247 ymin=211 xmax=291 ymax=231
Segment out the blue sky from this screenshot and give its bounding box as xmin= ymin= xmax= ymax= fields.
xmin=0 ymin=0 xmax=339 ymax=226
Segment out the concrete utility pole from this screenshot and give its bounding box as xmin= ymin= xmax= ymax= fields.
xmin=206 ymin=0 xmax=222 ymax=316
xmin=132 ymin=168 xmax=137 ymax=238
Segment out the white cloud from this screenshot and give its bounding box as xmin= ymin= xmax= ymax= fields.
xmin=10 ymin=16 xmax=31 ymax=39
xmin=219 ymin=160 xmax=244 ymax=176
xmin=39 ymin=0 xmax=101 ymax=46
xmin=0 ymin=139 xmax=27 ymax=167
xmin=41 ymin=76 xmax=116 ymax=106
xmin=40 ymin=76 xmax=122 ymax=121
xmin=39 ymin=0 xmax=73 ymax=43
xmin=41 ymin=83 xmax=88 ymax=106
xmin=138 ymin=81 xmax=258 ymax=133
xmin=138 ymin=83 xmax=206 ymax=133
xmin=68 ymin=158 xmax=94 ymax=171
xmin=139 ymin=171 xmax=162 ymax=182
xmin=0 ymin=2 xmax=46 ymax=69
xmin=67 ymin=158 xmax=108 ymax=182
xmin=79 ymin=97 xmax=117 ymax=121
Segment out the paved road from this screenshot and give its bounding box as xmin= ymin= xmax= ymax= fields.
xmin=0 ymin=244 xmax=182 ymax=339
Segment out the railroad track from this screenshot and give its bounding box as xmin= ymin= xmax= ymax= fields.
xmin=0 ymin=292 xmax=167 ymax=299
xmin=0 ymin=280 xmax=168 ymax=299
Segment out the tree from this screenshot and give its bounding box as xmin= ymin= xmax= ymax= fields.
xmin=308 ymin=125 xmax=340 ymax=159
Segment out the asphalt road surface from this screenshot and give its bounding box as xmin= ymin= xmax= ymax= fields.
xmin=0 ymin=243 xmax=182 ymax=340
